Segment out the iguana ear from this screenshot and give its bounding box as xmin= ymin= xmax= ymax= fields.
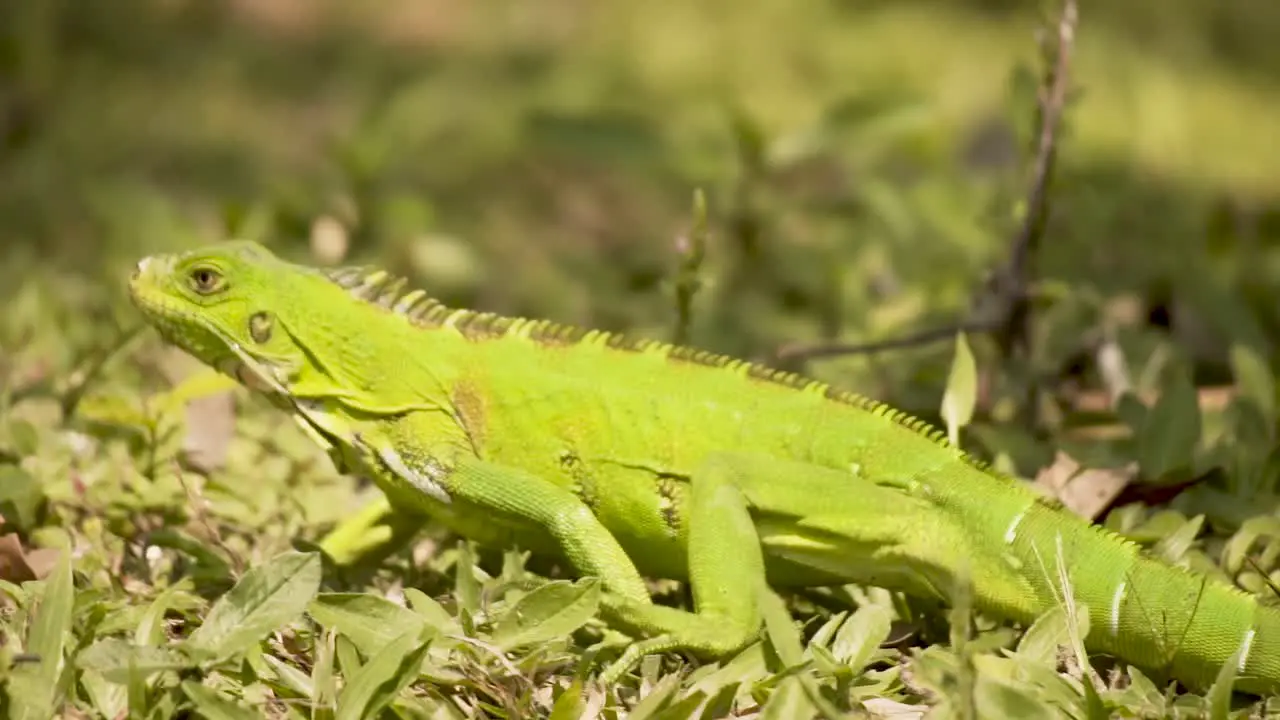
xmin=249 ymin=311 xmax=274 ymax=344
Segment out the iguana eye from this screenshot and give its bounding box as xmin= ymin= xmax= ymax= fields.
xmin=188 ymin=267 xmax=225 ymax=294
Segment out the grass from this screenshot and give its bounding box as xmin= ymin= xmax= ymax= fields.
xmin=4 ymin=0 xmax=1280 ymax=716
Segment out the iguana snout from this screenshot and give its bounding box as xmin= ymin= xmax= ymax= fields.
xmin=127 ymin=242 xmax=288 ymax=375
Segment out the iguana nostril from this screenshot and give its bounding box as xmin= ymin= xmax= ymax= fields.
xmin=131 ymin=257 xmax=151 ymax=281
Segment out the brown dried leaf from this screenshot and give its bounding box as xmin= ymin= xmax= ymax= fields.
xmin=0 ymin=534 xmax=37 ymax=583
xmin=160 ymin=348 xmax=236 ymax=472
xmin=1034 ymin=451 xmax=1136 ymax=520
xmin=182 ymin=392 xmax=236 ymax=472
xmin=23 ymin=548 xmax=64 ymax=580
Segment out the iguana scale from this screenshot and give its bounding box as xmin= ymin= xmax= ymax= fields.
xmin=128 ymin=241 xmax=1280 ymax=695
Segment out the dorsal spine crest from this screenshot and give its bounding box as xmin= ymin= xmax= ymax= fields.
xmin=322 ymin=262 xmax=1014 ymax=481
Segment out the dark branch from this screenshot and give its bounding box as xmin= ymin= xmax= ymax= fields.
xmin=775 ymin=318 xmax=1002 ymax=362
xmin=672 ymin=189 xmax=709 ymax=346
xmin=994 ymin=0 xmax=1078 ymax=358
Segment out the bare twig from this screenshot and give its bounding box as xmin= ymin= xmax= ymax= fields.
xmin=775 ymin=318 xmax=1001 ymax=362
xmin=993 ymin=0 xmax=1078 ymax=358
xmin=775 ymin=0 xmax=1078 ymax=366
xmin=59 ymin=324 xmax=146 ymax=420
xmin=672 ymin=189 xmax=709 ymax=346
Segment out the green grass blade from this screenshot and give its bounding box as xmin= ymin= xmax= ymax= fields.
xmin=7 ymin=547 xmax=74 ymax=719
xmin=334 ymin=630 xmax=432 ymax=720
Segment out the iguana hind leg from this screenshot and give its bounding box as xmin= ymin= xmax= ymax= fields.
xmin=596 ymin=452 xmax=771 ymax=682
xmin=594 ymin=452 xmax=977 ymax=682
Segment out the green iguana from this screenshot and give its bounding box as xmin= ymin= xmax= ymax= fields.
xmin=127 ymin=240 xmax=1280 ymax=695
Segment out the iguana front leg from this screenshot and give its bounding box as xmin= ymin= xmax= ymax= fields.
xmin=317 ymin=495 xmax=424 ymax=567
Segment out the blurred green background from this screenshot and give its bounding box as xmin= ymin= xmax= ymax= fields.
xmin=5 ymin=4 xmax=1280 ymax=713
xmin=4 ymin=0 xmax=1280 ymax=412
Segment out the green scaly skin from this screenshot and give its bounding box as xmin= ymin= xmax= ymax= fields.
xmin=128 ymin=241 xmax=1280 ymax=694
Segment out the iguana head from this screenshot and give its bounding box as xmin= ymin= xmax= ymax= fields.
xmin=128 ymin=241 xmax=320 ymax=395
xmin=132 ymin=240 xmax=463 ymax=413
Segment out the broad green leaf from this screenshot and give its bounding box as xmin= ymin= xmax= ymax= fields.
xmin=546 ymin=678 xmax=587 ymax=720
xmin=335 ymin=634 xmax=363 ymax=677
xmin=186 ymin=550 xmax=321 ymax=660
xmin=453 ymin=541 xmax=481 ymax=614
xmin=261 ymin=653 xmax=315 ymax=697
xmin=1230 ymin=344 xmax=1275 ymax=422
xmin=308 ymin=593 xmax=429 ymax=657
xmin=645 ymin=691 xmax=708 ymax=720
xmin=127 ymin=661 xmax=150 ymax=719
xmin=181 ymin=681 xmax=261 ymax=720
xmin=1120 ymin=666 xmax=1166 ymax=708
xmin=145 ymin=528 xmax=233 ymax=581
xmin=1137 ymin=368 xmax=1201 ymax=479
xmin=489 ymin=578 xmax=601 ymax=651
xmin=830 ymin=604 xmax=892 ymax=672
xmin=974 ymin=676 xmax=1056 ymax=720
xmin=941 ymin=332 xmax=977 ymax=447
xmin=1152 ymin=514 xmax=1204 ymax=565
xmin=682 ymin=642 xmax=767 ymax=701
xmin=804 ymin=611 xmax=847 ymax=653
xmin=77 ymin=638 xmax=195 ymax=681
xmin=8 ymin=546 xmax=74 ymax=720
xmin=757 ymin=589 xmax=836 ymax=718
xmin=1114 ymin=391 xmax=1148 ymax=432
xmin=1006 ymin=662 xmax=1088 ymax=717
xmin=700 ymin=681 xmax=741 ymax=720
xmin=400 ymin=587 xmax=457 ymax=631
xmin=1222 ymin=516 xmax=1280 ymax=574
xmin=759 ymin=677 xmax=811 ymax=720
xmin=758 ymin=588 xmax=804 ymax=667
xmin=0 ymin=466 xmax=44 ymax=532
xmin=625 ymin=672 xmax=682 ymax=720
xmin=135 ymin=581 xmax=193 ymax=647
xmin=1015 ymin=606 xmax=1072 ymax=666
xmin=311 ymin=629 xmax=338 ymax=713
xmin=80 ymin=669 xmax=127 ymax=719
xmin=6 ymin=419 xmax=40 ymax=457
xmin=335 ymin=630 xmax=432 ymax=720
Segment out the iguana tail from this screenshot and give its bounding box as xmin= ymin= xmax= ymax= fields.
xmin=984 ymin=488 xmax=1280 ymax=695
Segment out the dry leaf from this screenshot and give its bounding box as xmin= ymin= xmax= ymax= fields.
xmin=182 ymin=392 xmax=236 ymax=472
xmin=0 ymin=534 xmax=61 ymax=582
xmin=160 ymin=348 xmax=236 ymax=472
xmin=1034 ymin=451 xmax=1136 ymax=520
xmin=23 ymin=548 xmax=64 ymax=580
